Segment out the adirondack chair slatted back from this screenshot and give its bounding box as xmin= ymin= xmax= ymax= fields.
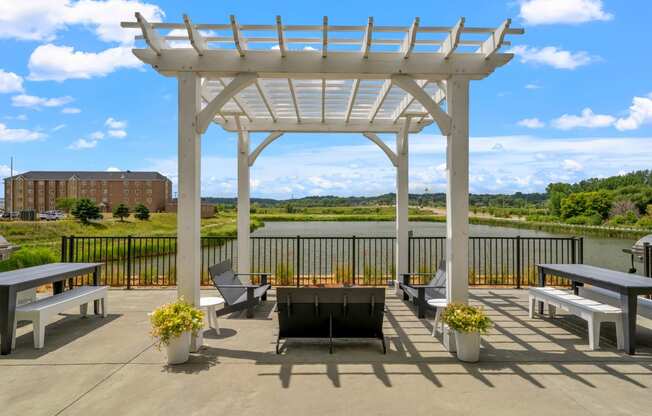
xmin=425 ymin=260 xmax=446 ymax=299
xmin=209 ymin=260 xmax=246 ymax=306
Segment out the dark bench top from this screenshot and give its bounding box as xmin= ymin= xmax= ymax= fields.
xmin=538 ymin=264 xmax=652 ymax=294
xmin=0 ymin=263 xmax=102 ymax=290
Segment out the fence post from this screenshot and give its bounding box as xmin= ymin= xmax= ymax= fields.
xmin=126 ymin=235 xmax=132 ymax=290
xmin=296 ymin=235 xmax=301 ymax=287
xmin=578 ymin=237 xmax=584 ymax=264
xmin=516 ymin=235 xmax=521 ymax=289
xmin=644 ymin=242 xmax=651 ymax=278
xmin=571 ymin=236 xmax=577 ymax=264
xmin=60 ymin=236 xmax=67 ymax=262
xmin=351 ymin=235 xmax=356 ymax=286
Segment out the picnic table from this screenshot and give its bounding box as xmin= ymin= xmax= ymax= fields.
xmin=0 ymin=263 xmax=102 ymax=355
xmin=537 ymin=263 xmax=652 ymax=355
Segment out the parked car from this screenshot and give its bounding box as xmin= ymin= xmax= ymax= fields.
xmin=1 ymin=211 xmax=19 ymax=220
xmin=39 ymin=210 xmax=66 ymax=221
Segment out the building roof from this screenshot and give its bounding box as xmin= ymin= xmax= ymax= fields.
xmin=4 ymin=171 xmax=170 ymax=182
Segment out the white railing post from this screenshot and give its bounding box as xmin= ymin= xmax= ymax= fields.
xmin=177 ymin=71 xmax=203 ymax=350
xmin=446 ymin=78 xmax=470 ymax=302
xmin=395 ymin=120 xmax=410 ymax=294
xmin=237 ymin=125 xmax=251 ymax=274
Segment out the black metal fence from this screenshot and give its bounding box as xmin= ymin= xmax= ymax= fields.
xmin=645 ymin=243 xmax=652 ymax=279
xmin=61 ymin=235 xmax=583 ymax=288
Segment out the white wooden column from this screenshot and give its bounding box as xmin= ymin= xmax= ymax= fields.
xmin=446 ymin=78 xmax=470 ymax=305
xmin=237 ymin=126 xmax=251 ymax=274
xmin=177 ymin=71 xmax=202 ymax=349
xmin=395 ymin=120 xmax=410 ymax=293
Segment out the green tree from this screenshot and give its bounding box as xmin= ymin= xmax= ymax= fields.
xmin=71 ymin=198 xmax=102 ymax=224
xmin=560 ymin=190 xmax=613 ymax=220
xmin=546 ymin=183 xmax=572 ymax=217
xmin=55 ymin=197 xmax=78 ymax=213
xmin=112 ymin=204 xmax=130 ymax=221
xmin=133 ymin=203 xmax=150 ymax=220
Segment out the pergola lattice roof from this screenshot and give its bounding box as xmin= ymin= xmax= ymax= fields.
xmin=122 ymin=15 xmax=523 ymax=134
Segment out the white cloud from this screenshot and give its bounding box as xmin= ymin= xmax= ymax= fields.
xmin=520 ymin=0 xmax=613 ymax=25
xmin=28 ymin=44 xmax=142 ymax=82
xmin=562 ymin=159 xmax=583 ymax=172
xmin=105 ymin=117 xmax=127 ymax=129
xmin=0 ymin=0 xmax=164 ymax=43
xmin=0 ymin=70 xmax=24 ymax=93
xmin=0 ymin=123 xmax=46 ymax=142
xmin=52 ymin=124 xmax=66 ymax=132
xmin=89 ymin=131 xmax=105 ymax=140
xmin=509 ymin=45 xmax=596 ymax=70
xmin=303 ymin=46 xmax=318 ymax=51
xmin=551 ymin=108 xmax=615 ymax=130
xmin=517 ymin=118 xmax=545 ymax=129
xmin=4 ymin=114 xmax=27 ymax=121
xmin=614 ymin=93 xmax=652 ymax=131
xmin=11 ymin=94 xmax=73 ymax=108
xmin=106 ymin=166 xmax=121 ymax=172
xmin=61 ymin=107 xmax=81 ymax=114
xmin=108 ymin=129 xmax=127 ymax=138
xmin=68 ymin=138 xmax=97 ymax=150
xmin=525 ymin=83 xmax=541 ymax=90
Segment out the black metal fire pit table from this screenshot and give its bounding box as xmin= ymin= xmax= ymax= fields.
xmin=537 ymin=263 xmax=652 ymax=355
xmin=0 ymin=262 xmax=102 ymax=355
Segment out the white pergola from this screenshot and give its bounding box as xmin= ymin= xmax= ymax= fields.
xmin=122 ymin=13 xmax=522 ymax=348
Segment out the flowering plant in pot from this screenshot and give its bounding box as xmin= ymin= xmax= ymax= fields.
xmin=150 ymin=298 xmax=204 ymax=365
xmin=441 ymin=303 xmax=492 ymax=363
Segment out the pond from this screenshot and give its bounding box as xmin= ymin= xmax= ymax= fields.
xmin=253 ymin=221 xmax=639 ymax=274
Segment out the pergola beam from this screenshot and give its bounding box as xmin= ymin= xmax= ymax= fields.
xmin=249 ymin=131 xmax=284 ymax=166
xmin=478 ymin=19 xmax=511 ymax=58
xmin=135 ymin=12 xmax=167 ymax=55
xmin=184 ymin=14 xmax=207 ymax=56
xmin=345 ymin=79 xmax=360 ymax=122
xmin=362 ymin=132 xmax=397 ymax=166
xmin=216 ymin=118 xmax=430 ymax=133
xmin=287 ymin=79 xmax=301 ymax=122
xmin=254 ymin=80 xmax=277 ymax=122
xmin=441 ymin=17 xmax=464 ymax=59
xmin=401 ymin=18 xmax=419 ymax=59
xmin=391 ymin=74 xmax=452 ymax=135
xmin=276 ymin=16 xmax=287 ymax=57
xmin=230 ymin=15 xmax=247 ymax=57
xmin=132 ymin=49 xmax=514 ymax=79
xmin=369 ymin=80 xmax=392 ymax=122
xmin=322 ymin=16 xmax=328 ymax=58
xmin=197 ymin=72 xmax=257 ymax=134
xmin=362 ymin=17 xmax=373 ymax=58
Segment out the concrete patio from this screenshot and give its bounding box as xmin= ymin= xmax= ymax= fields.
xmin=2 ymin=288 xmax=652 ymax=416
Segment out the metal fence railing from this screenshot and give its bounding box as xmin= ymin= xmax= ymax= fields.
xmin=61 ymin=235 xmax=584 ymax=288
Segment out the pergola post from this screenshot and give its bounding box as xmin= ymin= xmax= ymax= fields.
xmin=395 ymin=120 xmax=410 ymax=293
xmin=445 ymin=77 xmax=470 ymax=306
xmin=177 ymin=71 xmax=203 ymax=350
xmin=237 ymin=125 xmax=251 ymax=274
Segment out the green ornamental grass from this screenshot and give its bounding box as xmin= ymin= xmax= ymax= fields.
xmin=150 ymin=298 xmax=204 ymax=348
xmin=442 ymin=303 xmax=493 ymax=334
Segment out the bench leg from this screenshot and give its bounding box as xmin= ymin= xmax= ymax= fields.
xmin=529 ymin=296 xmax=535 ymax=318
xmin=548 ymin=304 xmax=556 ymax=319
xmin=34 ymin=320 xmax=45 ymax=349
xmin=432 ymin=308 xmax=442 ymax=337
xmin=11 ymin=318 xmax=17 ymax=350
xmin=588 ymin=318 xmax=601 ymax=350
xmin=80 ymin=303 xmax=88 ymax=317
xmin=101 ymin=298 xmax=107 ymax=318
xmin=614 ymin=319 xmax=625 ymax=350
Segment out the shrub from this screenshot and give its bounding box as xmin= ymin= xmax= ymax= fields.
xmin=112 ymin=203 xmax=130 ymax=221
xmin=134 ymin=204 xmax=150 ymax=220
xmin=560 ymin=190 xmax=613 ymax=220
xmin=610 ymin=199 xmax=639 ymax=218
xmin=565 ymin=216 xmax=590 ymax=225
xmin=55 ymin=197 xmax=78 ymax=213
xmin=150 ymin=298 xmax=203 ymax=348
xmin=441 ymin=303 xmax=493 ymax=334
xmin=71 ymin=198 xmax=102 ymax=224
xmin=0 ymin=247 xmax=58 ymax=272
xmin=636 ymin=216 xmax=652 ymax=229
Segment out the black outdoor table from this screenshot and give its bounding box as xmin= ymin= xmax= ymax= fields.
xmin=537 ymin=263 xmax=652 ymax=355
xmin=0 ymin=262 xmax=102 ymax=355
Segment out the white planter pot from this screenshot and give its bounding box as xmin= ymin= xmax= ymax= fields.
xmin=453 ymin=330 xmax=481 ymax=363
xmin=165 ymin=331 xmax=191 ymax=365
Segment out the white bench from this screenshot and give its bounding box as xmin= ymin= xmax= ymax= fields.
xmin=528 ymin=287 xmax=624 ymax=350
xmin=578 ymin=286 xmax=652 ymax=319
xmin=12 ymin=286 xmax=108 ymax=350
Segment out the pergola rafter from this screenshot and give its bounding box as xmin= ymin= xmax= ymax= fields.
xmin=122 ymin=14 xmax=522 ymax=352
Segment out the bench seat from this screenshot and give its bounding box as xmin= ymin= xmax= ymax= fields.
xmin=13 ymin=286 xmax=108 ymax=350
xmin=529 ymin=287 xmax=624 ymax=350
xmin=578 ymin=286 xmax=652 ymax=320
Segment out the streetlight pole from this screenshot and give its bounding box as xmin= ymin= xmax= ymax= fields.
xmin=10 ymin=156 xmax=14 ymax=216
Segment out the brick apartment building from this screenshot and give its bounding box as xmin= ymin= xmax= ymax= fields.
xmin=3 ymin=171 xmax=172 ymax=213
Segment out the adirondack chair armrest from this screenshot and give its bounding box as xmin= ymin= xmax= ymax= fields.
xmin=402 ymin=284 xmax=445 ymax=289
xmin=215 ymin=284 xmax=262 ymax=288
xmin=235 ymin=272 xmax=270 ymax=287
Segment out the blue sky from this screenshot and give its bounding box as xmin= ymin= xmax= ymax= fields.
xmin=1 ymin=0 xmax=652 ymax=199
